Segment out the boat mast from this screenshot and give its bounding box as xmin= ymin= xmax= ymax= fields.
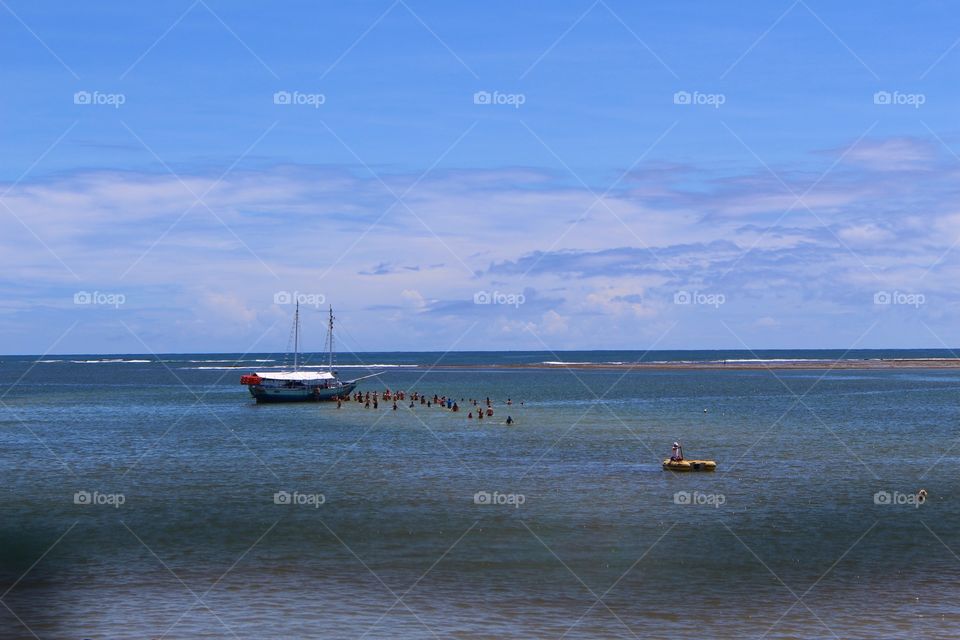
xmin=327 ymin=305 xmax=334 ymax=372
xmin=293 ymin=300 xmax=300 ymax=371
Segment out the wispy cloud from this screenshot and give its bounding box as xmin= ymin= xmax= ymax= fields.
xmin=3 ymin=135 xmax=960 ymax=352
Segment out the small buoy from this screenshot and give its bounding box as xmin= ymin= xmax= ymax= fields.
xmin=918 ymin=489 xmax=928 ymax=503
xmin=703 ymin=408 xmax=708 ymax=413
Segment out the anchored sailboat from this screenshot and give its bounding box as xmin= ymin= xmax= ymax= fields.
xmin=240 ymin=304 xmax=366 ymax=403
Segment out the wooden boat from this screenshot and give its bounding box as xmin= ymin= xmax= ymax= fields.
xmin=240 ymin=304 xmax=376 ymax=403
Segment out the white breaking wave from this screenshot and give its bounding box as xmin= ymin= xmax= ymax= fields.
xmin=182 ymin=363 xmax=418 ymax=371
xmin=719 ymin=358 xmax=836 ymax=363
xmin=68 ymin=359 xmax=153 ymax=364
xmin=541 ymin=360 xmax=650 ymax=366
xmin=309 ymin=364 xmax=417 ymax=368
xmin=187 ymin=366 xmax=244 ymax=370
xmin=185 ymin=358 xmax=276 ymax=363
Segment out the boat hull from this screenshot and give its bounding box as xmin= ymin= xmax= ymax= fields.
xmin=249 ymin=382 xmax=358 ymax=403
xmin=662 ymin=459 xmax=717 ymax=472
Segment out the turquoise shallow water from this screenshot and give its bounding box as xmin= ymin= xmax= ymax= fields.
xmin=3 ymin=353 xmax=960 ymax=638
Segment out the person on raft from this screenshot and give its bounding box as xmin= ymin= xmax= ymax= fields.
xmin=670 ymin=442 xmax=684 ymax=462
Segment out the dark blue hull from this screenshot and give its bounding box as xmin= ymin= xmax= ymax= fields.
xmin=249 ymin=382 xmax=358 ymax=403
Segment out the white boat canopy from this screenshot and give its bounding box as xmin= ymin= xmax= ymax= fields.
xmin=255 ymin=371 xmax=336 ymax=381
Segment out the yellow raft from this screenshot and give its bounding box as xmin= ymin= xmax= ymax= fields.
xmin=662 ymin=459 xmax=717 ymax=472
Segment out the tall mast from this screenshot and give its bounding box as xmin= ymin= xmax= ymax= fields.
xmin=293 ymin=300 xmax=300 ymax=371
xmin=327 ymin=305 xmax=334 ymax=372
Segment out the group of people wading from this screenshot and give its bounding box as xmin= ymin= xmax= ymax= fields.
xmin=336 ymin=390 xmax=516 ymax=424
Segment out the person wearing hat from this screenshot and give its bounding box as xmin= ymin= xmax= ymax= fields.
xmin=670 ymin=442 xmax=684 ymax=462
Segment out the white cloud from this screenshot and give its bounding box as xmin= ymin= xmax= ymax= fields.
xmin=3 ymin=138 xmax=960 ymax=353
xmin=836 ymin=223 xmax=896 ymax=246
xmin=840 ymin=138 xmax=937 ymax=172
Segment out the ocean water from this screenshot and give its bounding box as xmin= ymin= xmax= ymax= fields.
xmin=2 ymin=351 xmax=960 ymax=639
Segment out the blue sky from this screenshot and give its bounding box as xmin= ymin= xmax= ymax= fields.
xmin=2 ymin=0 xmax=960 ymax=354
